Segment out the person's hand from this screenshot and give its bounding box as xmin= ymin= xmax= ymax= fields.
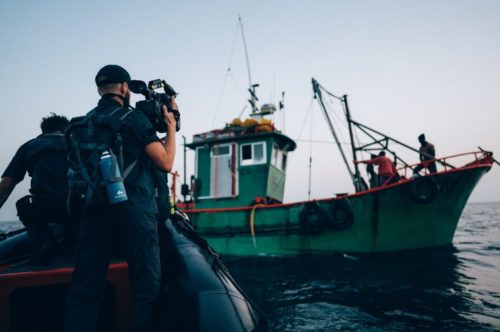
xmin=163 ymin=105 xmax=177 ymax=134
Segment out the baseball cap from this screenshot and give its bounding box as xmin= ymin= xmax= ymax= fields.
xmin=95 ymin=65 xmax=131 ymax=87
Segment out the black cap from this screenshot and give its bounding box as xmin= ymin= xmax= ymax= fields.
xmin=418 ymin=133 xmax=426 ymax=141
xmin=95 ymin=65 xmax=131 ymax=87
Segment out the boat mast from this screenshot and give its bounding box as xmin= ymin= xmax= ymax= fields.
xmin=342 ymin=95 xmax=362 ymax=191
xmin=312 ymin=78 xmax=356 ymax=188
xmin=239 ymin=15 xmax=259 ymax=114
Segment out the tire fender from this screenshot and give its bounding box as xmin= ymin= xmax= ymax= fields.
xmin=410 ymin=176 xmax=439 ymax=204
xmin=329 ymin=199 xmax=354 ymax=230
xmin=299 ymin=201 xmax=329 ymax=234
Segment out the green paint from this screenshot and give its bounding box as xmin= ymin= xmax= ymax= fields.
xmin=266 ymin=165 xmax=286 ymax=201
xmin=184 ymin=125 xmax=491 ymax=256
xmin=185 ymin=167 xmax=489 ymax=255
xmin=188 ymin=130 xmax=296 ymax=209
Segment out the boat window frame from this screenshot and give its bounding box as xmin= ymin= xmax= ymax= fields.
xmin=210 ymin=143 xmax=232 ymax=157
xmin=281 ymin=151 xmax=288 ymax=171
xmin=240 ymin=141 xmax=267 ymax=166
xmin=271 ymin=144 xmax=287 ymax=172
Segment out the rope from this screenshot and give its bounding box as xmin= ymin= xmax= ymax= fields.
xmin=211 ymin=20 xmax=241 ymax=127
xmin=228 ymin=71 xmax=247 ymax=98
xmin=227 ymin=20 xmax=241 ymax=68
xmin=317 ymin=81 xmax=343 ymax=101
xmin=297 ymin=98 xmax=314 ymax=139
xmin=211 ymin=73 xmax=229 ymax=127
xmin=341 ymin=101 xmax=363 ymax=153
xmin=308 ymin=101 xmax=314 ymax=200
xmin=249 ymin=204 xmax=264 ymax=248
xmin=214 ymin=144 xmax=218 ymax=198
xmin=296 ymin=139 xmax=352 ymax=145
xmin=0 ymin=227 xmax=25 ymax=241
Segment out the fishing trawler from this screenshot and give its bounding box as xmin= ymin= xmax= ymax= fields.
xmin=176 ymin=78 xmax=496 ymax=256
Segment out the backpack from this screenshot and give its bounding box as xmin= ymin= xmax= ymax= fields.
xmin=65 ymin=107 xmax=137 ymax=212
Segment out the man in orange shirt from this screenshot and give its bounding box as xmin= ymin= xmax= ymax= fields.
xmin=355 ymin=151 xmax=397 ymax=186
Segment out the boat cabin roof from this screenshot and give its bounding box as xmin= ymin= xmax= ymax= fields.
xmin=187 ymin=128 xmax=297 ymax=152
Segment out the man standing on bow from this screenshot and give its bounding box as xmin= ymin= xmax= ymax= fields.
xmin=413 ymin=133 xmax=437 ymax=175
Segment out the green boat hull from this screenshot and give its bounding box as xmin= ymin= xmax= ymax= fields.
xmin=184 ymin=166 xmax=490 ymax=256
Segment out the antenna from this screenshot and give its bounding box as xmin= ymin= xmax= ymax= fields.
xmin=280 ymin=91 xmax=285 ymax=132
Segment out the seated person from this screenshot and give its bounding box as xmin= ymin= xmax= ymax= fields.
xmin=0 ymin=113 xmax=71 ymax=263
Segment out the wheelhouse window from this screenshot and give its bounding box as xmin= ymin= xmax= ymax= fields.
xmin=240 ymin=142 xmax=266 ymax=166
xmin=242 ymin=145 xmax=252 ymax=160
xmin=281 ymin=152 xmax=288 ymax=171
xmin=271 ymin=145 xmax=288 ymax=172
xmin=211 ymin=144 xmax=231 ymax=156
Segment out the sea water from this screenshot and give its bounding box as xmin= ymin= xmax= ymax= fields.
xmin=1 ymin=202 xmax=499 ymax=331
xmin=226 ymin=202 xmax=500 ymax=331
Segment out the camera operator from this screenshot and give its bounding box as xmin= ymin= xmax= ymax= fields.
xmin=65 ymin=65 xmax=177 ymax=332
xmin=0 ymin=113 xmax=70 ymax=263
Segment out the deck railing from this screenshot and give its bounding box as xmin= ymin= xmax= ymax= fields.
xmin=381 ymin=150 xmax=495 ymax=186
xmin=174 ymin=150 xmax=495 ymax=206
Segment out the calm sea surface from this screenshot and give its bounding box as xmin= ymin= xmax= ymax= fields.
xmin=1 ymin=202 xmax=499 ymax=331
xmin=225 ymin=202 xmax=500 ymax=331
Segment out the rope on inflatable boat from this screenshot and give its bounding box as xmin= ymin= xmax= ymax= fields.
xmin=0 ymin=228 xmax=25 ymax=242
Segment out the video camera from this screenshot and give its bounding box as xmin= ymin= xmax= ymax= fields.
xmin=129 ymin=79 xmax=180 ymax=133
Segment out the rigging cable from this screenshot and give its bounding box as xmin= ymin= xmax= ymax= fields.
xmin=317 ymin=81 xmax=343 ymax=101
xmin=295 ymin=139 xmax=349 ymax=145
xmin=211 ymin=20 xmax=241 ymax=127
xmin=308 ymin=101 xmax=314 ymax=200
xmin=211 ymin=73 xmax=230 ymax=127
xmin=280 ymin=91 xmax=286 ymax=134
xmin=313 ymin=80 xmax=355 ymax=182
xmin=287 ymin=98 xmax=313 ymax=187
xmin=340 ymin=100 xmax=364 ymax=159
xmin=328 ymin=96 xmax=364 ymax=176
xmin=296 ymin=98 xmax=314 ymax=140
xmin=326 ymin=98 xmax=350 ymax=155
xmin=228 ymin=71 xmax=247 ymax=99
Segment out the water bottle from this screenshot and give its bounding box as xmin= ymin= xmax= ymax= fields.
xmin=99 ymin=151 xmax=128 ymax=204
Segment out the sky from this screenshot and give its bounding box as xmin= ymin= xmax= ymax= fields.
xmin=0 ymin=0 xmax=499 ymax=221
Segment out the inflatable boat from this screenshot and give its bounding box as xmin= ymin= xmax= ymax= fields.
xmin=0 ymin=212 xmax=268 ymax=331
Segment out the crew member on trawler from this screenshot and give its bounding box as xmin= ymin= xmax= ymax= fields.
xmin=356 ymin=151 xmax=398 ymax=186
xmin=413 ymin=133 xmax=437 ymax=175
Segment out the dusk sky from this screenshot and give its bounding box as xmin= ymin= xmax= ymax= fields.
xmin=0 ymin=0 xmax=499 ymax=221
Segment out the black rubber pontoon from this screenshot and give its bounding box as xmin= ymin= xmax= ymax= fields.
xmin=158 ymin=212 xmax=269 ymax=331
xmin=0 ymin=214 xmax=268 ymax=332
